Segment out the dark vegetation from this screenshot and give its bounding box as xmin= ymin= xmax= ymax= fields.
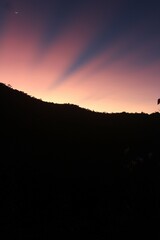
xmin=0 ymin=82 xmax=160 ymax=239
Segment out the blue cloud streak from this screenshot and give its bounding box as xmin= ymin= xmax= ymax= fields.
xmin=53 ymin=0 xmax=160 ymax=86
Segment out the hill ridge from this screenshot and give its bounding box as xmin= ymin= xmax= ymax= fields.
xmin=0 ymin=82 xmax=160 ymax=238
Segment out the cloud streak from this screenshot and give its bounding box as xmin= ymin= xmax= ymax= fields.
xmin=53 ymin=0 xmax=160 ymax=86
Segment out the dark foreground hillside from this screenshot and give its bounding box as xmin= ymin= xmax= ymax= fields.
xmin=0 ymin=82 xmax=160 ymax=239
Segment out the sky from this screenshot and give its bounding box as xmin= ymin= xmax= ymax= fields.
xmin=0 ymin=0 xmax=160 ymax=113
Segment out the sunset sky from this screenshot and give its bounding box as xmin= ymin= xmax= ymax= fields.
xmin=0 ymin=0 xmax=160 ymax=113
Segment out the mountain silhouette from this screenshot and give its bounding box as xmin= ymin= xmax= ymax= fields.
xmin=0 ymin=82 xmax=160 ymax=238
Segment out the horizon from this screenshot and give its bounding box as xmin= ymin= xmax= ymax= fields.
xmin=0 ymin=0 xmax=160 ymax=114
xmin=1 ymin=81 xmax=160 ymax=115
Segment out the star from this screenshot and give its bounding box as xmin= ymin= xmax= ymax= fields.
xmin=14 ymin=11 xmax=19 ymax=15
